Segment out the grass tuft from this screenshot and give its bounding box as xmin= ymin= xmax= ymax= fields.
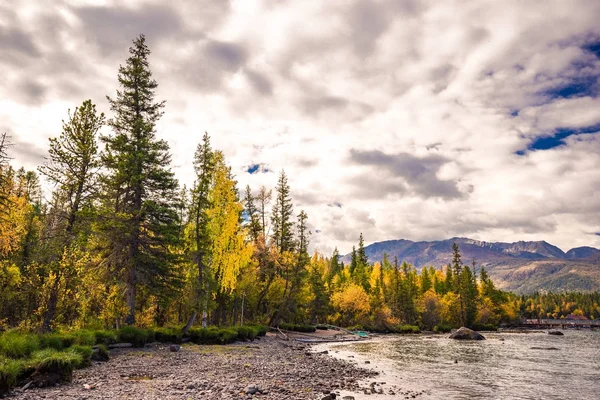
xmin=0 ymin=332 xmax=40 ymax=359
xmin=0 ymin=357 xmax=23 ymax=394
xmin=118 ymin=326 xmax=150 ymax=348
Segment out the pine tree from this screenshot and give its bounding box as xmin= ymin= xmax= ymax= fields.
xmin=256 ymin=186 xmax=271 ymax=238
xmin=243 ymin=185 xmax=261 ymax=242
xmin=357 ymin=233 xmax=368 ymax=266
xmin=271 ymin=170 xmax=294 ymax=253
xmin=185 ymin=132 xmax=215 ymax=330
xmin=39 ymin=100 xmax=104 ymax=237
xmin=37 ymin=100 xmax=104 ymax=331
xmin=99 ymin=35 xmax=180 ymax=325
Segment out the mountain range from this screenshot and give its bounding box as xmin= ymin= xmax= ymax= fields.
xmin=343 ymin=237 xmax=600 ymax=293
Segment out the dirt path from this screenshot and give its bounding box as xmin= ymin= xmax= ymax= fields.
xmin=11 ymin=336 xmax=377 ymax=400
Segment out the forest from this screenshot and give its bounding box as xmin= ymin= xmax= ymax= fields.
xmin=1 ymin=35 xmax=599 ymax=336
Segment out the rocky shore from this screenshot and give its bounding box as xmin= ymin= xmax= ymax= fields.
xmin=10 ymin=335 xmax=380 ymax=400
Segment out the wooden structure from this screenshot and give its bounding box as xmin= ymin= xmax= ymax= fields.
xmin=522 ymin=318 xmax=600 ymax=329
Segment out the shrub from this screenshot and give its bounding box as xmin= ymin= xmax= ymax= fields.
xmin=433 ymin=324 xmax=452 ymax=333
xmin=394 ymin=325 xmax=421 ymax=334
xmin=39 ymin=334 xmax=68 ymax=350
xmin=279 ymin=323 xmax=316 ymax=333
xmin=118 ymin=326 xmax=150 ymax=348
xmin=71 ymin=330 xmax=96 ymax=346
xmin=69 ymin=345 xmax=93 ymax=368
xmin=315 ymin=324 xmax=329 ymax=330
xmin=0 ymin=357 xmax=22 ymax=394
xmin=188 ymin=327 xmax=239 ymax=345
xmin=0 ymin=332 xmax=39 ymax=359
xmin=234 ymin=326 xmax=257 ymax=341
xmin=217 ymin=328 xmax=238 ymax=344
xmin=154 ymin=328 xmax=182 ymax=344
xmin=93 ymin=330 xmax=118 ymax=345
xmin=248 ymin=325 xmax=268 ymax=337
xmin=469 ymin=323 xmax=498 ymax=332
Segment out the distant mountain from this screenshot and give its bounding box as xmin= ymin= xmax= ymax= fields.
xmin=343 ymin=237 xmax=600 ymax=293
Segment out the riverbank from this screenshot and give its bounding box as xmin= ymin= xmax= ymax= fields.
xmin=10 ymin=335 xmax=378 ymax=400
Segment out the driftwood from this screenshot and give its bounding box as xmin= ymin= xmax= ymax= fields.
xmin=108 ymin=343 xmax=133 ymax=349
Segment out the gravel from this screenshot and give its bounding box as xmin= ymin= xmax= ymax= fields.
xmin=10 ymin=336 xmax=378 ymax=400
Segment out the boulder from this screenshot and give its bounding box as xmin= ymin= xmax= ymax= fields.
xmin=449 ymin=327 xmax=485 ymax=340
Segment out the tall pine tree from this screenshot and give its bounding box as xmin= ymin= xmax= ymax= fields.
xmin=271 ymin=170 xmax=294 ymax=253
xmin=99 ymin=35 xmax=180 ymax=325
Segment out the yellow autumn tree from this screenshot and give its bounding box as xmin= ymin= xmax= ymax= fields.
xmin=207 ymin=151 xmax=253 ymax=293
xmin=331 ymin=283 xmax=370 ymax=326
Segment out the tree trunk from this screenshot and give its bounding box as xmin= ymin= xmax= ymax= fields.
xmin=41 ymin=276 xmax=61 ymax=333
xmin=124 ymin=268 xmax=136 ymax=325
xmin=182 ymin=310 xmax=197 ymax=334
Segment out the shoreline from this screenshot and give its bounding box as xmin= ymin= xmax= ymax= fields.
xmin=9 ymin=335 xmax=378 ymax=400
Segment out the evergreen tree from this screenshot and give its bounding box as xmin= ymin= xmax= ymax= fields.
xmin=420 ymin=266 xmax=433 ymax=294
xmin=39 ymin=100 xmax=104 ymax=237
xmin=243 ymin=185 xmax=261 ymax=242
xmin=350 ymin=246 xmax=358 ymax=274
xmin=37 ymin=100 xmax=104 ymax=331
xmin=357 ymin=233 xmax=368 ymax=266
xmin=271 ymin=170 xmax=294 ymax=253
xmin=185 ymin=132 xmax=215 ymax=330
xmin=99 ymin=35 xmax=180 ymax=325
xmin=256 ymin=186 xmax=271 ymax=238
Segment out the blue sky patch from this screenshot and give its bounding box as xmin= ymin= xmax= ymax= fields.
xmin=518 ymin=123 xmax=600 ymax=154
xmin=585 ymin=42 xmax=600 ymax=59
xmin=247 ymin=164 xmax=260 ymax=174
xmin=246 ymin=163 xmax=271 ymax=174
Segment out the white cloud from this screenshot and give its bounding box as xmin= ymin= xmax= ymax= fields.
xmin=1 ymin=0 xmax=600 ymax=255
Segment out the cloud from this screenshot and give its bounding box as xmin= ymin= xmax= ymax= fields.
xmin=244 ymin=68 xmax=273 ymax=96
xmin=348 ymin=149 xmax=463 ymax=199
xmin=74 ymin=4 xmax=183 ymax=58
xmin=2 ymin=0 xmax=600 ymax=257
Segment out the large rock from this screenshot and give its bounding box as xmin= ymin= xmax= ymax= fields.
xmin=449 ymin=327 xmax=486 ymax=340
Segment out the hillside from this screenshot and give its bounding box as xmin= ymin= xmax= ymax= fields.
xmin=344 ymin=237 xmax=600 ymax=293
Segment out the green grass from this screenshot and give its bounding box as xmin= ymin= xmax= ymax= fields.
xmin=69 ymin=345 xmax=93 ymax=368
xmin=118 ymin=326 xmax=151 ymax=348
xmin=71 ymin=330 xmax=96 ymax=346
xmin=433 ymin=324 xmax=452 ymax=333
xmin=234 ymin=326 xmax=258 ymax=341
xmin=0 ymin=357 xmax=23 ymax=394
xmin=154 ymin=327 xmax=182 ymax=343
xmin=91 ymin=344 xmax=110 ymax=362
xmin=393 ymin=324 xmax=421 ymax=334
xmin=188 ymin=327 xmax=240 ymax=345
xmin=0 ymin=332 xmax=40 ymax=358
xmin=29 ymin=348 xmax=83 ymax=382
xmin=92 ymin=330 xmax=118 ymax=345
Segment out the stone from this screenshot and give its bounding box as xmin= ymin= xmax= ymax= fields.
xmin=449 ymin=327 xmax=485 ymax=340
xmin=245 ymin=385 xmax=260 ymax=395
xmin=169 ymin=344 xmax=181 ymax=352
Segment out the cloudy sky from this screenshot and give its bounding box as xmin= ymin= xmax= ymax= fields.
xmin=2 ymin=0 xmax=600 ymax=255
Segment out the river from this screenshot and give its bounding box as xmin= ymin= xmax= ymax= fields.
xmin=317 ymin=330 xmax=600 ymax=400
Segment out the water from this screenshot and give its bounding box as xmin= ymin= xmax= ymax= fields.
xmin=323 ymin=330 xmax=600 ymax=400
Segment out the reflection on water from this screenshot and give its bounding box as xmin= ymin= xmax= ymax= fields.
xmin=339 ymin=330 xmax=600 ymax=400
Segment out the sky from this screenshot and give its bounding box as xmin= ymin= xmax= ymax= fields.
xmin=2 ymin=0 xmax=600 ymax=255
